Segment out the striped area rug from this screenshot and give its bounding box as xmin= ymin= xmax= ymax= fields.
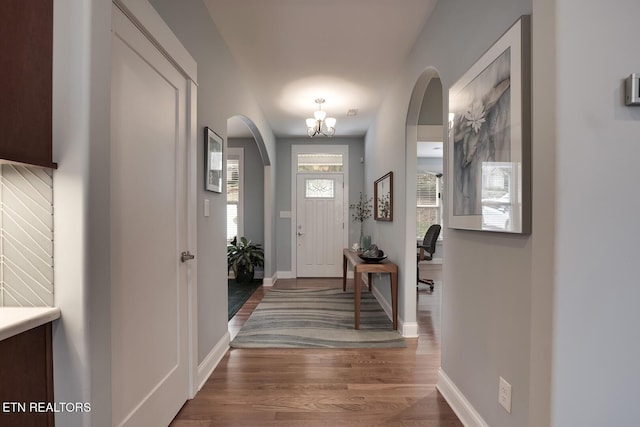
xmin=230 ymin=288 xmax=406 ymax=348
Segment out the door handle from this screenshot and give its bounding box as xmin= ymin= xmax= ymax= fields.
xmin=297 ymin=231 xmax=304 ymax=236
xmin=180 ymin=251 xmax=195 ymax=262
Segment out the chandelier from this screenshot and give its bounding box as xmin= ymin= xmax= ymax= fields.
xmin=306 ymin=98 xmax=336 ymax=137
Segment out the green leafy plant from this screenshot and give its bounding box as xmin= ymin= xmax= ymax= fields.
xmin=227 ymin=237 xmax=264 ymax=282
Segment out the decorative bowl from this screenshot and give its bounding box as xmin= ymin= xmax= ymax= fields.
xmin=358 ymin=254 xmax=387 ymax=264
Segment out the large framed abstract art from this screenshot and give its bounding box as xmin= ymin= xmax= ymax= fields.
xmin=447 ymin=15 xmax=531 ymax=234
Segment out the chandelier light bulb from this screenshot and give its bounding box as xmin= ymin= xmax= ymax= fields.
xmin=324 ymin=117 xmax=336 ymax=128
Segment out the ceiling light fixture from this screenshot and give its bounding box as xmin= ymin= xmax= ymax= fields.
xmin=306 ymin=98 xmax=336 ymax=137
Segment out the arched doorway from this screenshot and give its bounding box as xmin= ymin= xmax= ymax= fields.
xmin=404 ymin=68 xmax=445 ymax=338
xmin=226 ymin=115 xmax=271 ymax=315
xmin=226 ymin=118 xmax=267 ymax=248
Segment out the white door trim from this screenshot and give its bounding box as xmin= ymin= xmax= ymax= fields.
xmin=112 ymin=0 xmax=198 ymax=400
xmin=114 ymin=0 xmax=197 ymax=83
xmin=291 ymin=145 xmax=349 ymax=277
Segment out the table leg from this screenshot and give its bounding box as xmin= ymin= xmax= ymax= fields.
xmin=342 ymin=254 xmax=347 ymax=291
xmin=367 ymin=273 xmax=373 ymax=292
xmin=354 ymin=269 xmax=361 ymax=329
xmin=390 ymin=271 xmax=398 ymax=330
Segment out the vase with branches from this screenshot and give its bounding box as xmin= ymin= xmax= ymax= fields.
xmin=349 ymin=192 xmax=373 ymax=249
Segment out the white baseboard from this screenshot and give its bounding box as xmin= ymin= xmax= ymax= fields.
xmin=401 ymin=321 xmax=419 ymax=337
xmin=419 ymin=258 xmax=443 ymax=265
xmin=369 ymin=281 xmax=418 ymax=338
xmin=262 ymin=272 xmax=277 ymax=287
xmin=371 ymin=284 xmax=391 ymax=318
xmin=276 ymin=271 xmax=294 ymax=280
xmin=196 ymin=331 xmax=230 ymax=392
xmin=437 ymin=369 xmax=489 ymax=427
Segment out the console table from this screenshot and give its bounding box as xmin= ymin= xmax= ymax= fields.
xmin=342 ymin=248 xmax=398 ymax=330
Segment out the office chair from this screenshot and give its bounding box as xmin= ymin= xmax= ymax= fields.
xmin=417 ymin=224 xmax=441 ymax=291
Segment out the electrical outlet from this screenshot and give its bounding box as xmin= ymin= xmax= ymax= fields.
xmin=498 ymin=377 xmax=512 ymax=413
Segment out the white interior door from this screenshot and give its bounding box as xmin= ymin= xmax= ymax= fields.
xmin=111 ymin=5 xmax=191 ymax=426
xmin=296 ymin=174 xmax=344 ymax=277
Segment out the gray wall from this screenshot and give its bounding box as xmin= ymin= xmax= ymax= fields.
xmin=418 ymin=77 xmax=442 ymax=125
xmin=365 ymin=1 xmax=534 ymax=426
xmin=368 ymin=0 xmax=640 ymax=425
xmin=51 ymin=1 xmax=275 ymax=424
xmin=551 ymin=0 xmax=640 ymax=425
xmin=49 ymin=5 xmax=276 ymax=423
xmin=275 ymin=137 xmax=365 ymax=272
xmin=228 ymin=138 xmax=264 ymax=246
xmin=52 ymin=0 xmax=112 ymax=424
xmin=150 ymin=0 xmax=276 ymax=364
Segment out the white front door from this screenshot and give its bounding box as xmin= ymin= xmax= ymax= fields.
xmin=296 ymin=174 xmax=344 ymax=277
xmin=111 ymin=5 xmax=191 ymax=426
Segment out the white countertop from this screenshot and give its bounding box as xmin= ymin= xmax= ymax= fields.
xmin=0 ymin=307 xmax=61 ymax=341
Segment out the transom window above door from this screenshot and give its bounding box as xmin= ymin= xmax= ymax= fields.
xmin=297 ymin=153 xmax=343 ymax=172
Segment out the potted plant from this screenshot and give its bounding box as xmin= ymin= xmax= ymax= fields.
xmin=227 ymin=236 xmax=265 ymax=283
xmin=349 ymin=192 xmax=373 ymax=250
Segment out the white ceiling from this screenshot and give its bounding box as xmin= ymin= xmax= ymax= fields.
xmin=204 ymin=0 xmax=438 ymax=138
xmin=417 ymin=141 xmax=443 ymax=158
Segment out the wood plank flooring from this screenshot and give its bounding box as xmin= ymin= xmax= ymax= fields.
xmin=171 ymin=271 xmax=461 ymax=426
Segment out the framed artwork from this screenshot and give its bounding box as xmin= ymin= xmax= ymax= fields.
xmin=447 ymin=15 xmax=531 ymax=234
xmin=374 ymin=171 xmax=393 ymax=221
xmin=205 ymin=127 xmax=223 ymax=193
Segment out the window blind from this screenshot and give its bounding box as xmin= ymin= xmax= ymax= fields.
xmin=227 ymin=158 xmax=240 ymax=242
xmin=416 ymin=172 xmax=440 ymax=239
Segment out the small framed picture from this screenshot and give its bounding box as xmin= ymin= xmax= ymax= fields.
xmin=205 ymin=127 xmax=223 ymax=193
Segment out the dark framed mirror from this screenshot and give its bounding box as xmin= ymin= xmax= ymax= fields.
xmin=374 ymin=171 xmax=393 ymax=221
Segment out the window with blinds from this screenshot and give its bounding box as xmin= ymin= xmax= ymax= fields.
xmin=227 ymin=156 xmax=241 ymax=242
xmin=416 ymin=172 xmax=441 ymax=239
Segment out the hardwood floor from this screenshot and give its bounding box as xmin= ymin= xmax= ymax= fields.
xmin=172 ymin=269 xmax=461 ymax=426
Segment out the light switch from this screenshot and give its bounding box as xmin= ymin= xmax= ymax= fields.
xmin=204 ymin=199 xmax=210 ymax=217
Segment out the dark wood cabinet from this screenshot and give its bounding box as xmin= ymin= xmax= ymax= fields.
xmin=0 ymin=323 xmax=55 ymax=427
xmin=0 ymin=0 xmax=57 ymax=169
